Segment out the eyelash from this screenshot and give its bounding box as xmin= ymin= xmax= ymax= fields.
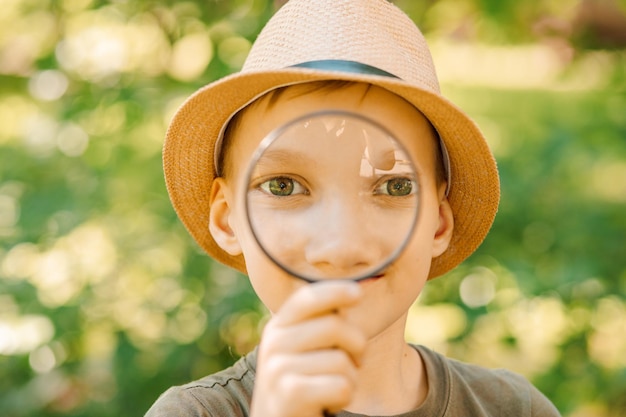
xmin=373 ymin=175 xmax=418 ymax=197
xmin=255 ymin=175 xmax=309 ymax=197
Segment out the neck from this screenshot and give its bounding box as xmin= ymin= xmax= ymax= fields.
xmin=345 ymin=314 xmax=428 ymax=415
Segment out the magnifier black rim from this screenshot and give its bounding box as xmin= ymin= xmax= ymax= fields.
xmin=242 ymin=109 xmax=421 ymax=283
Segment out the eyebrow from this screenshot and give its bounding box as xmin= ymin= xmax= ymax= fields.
xmin=252 ymin=149 xmax=314 ymax=173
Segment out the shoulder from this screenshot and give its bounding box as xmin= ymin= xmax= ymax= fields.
xmin=144 ymin=349 xmax=257 ymax=417
xmin=414 ymin=345 xmax=561 ymax=417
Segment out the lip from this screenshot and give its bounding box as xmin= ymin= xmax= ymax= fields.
xmin=358 ymin=273 xmax=384 ymax=284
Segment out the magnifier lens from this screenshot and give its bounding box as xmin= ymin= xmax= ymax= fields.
xmin=244 ymin=111 xmax=420 ymax=282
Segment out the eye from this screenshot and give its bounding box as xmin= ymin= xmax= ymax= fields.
xmin=259 ymin=177 xmax=308 ymax=196
xmin=375 ymin=177 xmax=416 ymax=197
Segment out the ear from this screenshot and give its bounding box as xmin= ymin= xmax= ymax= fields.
xmin=209 ymin=178 xmax=242 ymax=256
xmin=432 ymin=183 xmax=454 ymax=258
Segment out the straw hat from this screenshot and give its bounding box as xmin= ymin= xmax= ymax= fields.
xmin=163 ymin=0 xmax=500 ymax=279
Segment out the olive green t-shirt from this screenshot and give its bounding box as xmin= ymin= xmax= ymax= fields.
xmin=145 ymin=344 xmax=561 ymax=416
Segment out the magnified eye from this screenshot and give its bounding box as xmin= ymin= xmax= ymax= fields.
xmin=375 ymin=177 xmax=416 ymax=197
xmin=260 ymin=177 xmax=307 ymax=196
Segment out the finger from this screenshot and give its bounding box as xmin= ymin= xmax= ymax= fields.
xmin=262 ymin=315 xmax=366 ymax=365
xmin=263 ymin=349 xmax=359 ymax=382
xmin=275 ymin=281 xmax=362 ymax=326
xmin=278 ymin=373 xmax=355 ymax=415
xmin=252 ymin=349 xmax=359 ymax=417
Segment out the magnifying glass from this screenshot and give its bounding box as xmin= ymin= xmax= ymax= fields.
xmin=243 ymin=110 xmax=421 ymax=283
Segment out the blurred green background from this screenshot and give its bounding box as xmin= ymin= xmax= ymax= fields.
xmin=0 ymin=0 xmax=625 ymax=416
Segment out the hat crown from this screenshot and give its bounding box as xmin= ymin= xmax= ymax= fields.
xmin=242 ymin=0 xmax=440 ymax=94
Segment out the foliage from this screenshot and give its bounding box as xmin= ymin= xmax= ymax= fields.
xmin=0 ymin=0 xmax=624 ymax=416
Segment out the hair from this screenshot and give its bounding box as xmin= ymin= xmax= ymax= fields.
xmin=218 ymin=80 xmax=447 ymax=186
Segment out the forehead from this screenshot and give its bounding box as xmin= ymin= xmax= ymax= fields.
xmin=228 ymin=83 xmax=437 ymax=179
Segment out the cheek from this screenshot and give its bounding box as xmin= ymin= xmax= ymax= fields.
xmin=232 ymin=217 xmax=296 ymax=312
xmin=245 ymin=257 xmax=297 ymax=313
xmin=227 ymin=190 xmax=302 ymax=312
xmin=399 ymin=234 xmax=433 ymax=281
xmin=402 ymin=190 xmax=441 ymax=266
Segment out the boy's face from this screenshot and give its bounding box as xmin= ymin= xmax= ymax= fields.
xmin=210 ymin=83 xmax=453 ymax=339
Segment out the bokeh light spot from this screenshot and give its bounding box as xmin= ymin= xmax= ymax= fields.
xmin=29 ymin=345 xmax=57 ymax=373
xmin=0 ymin=315 xmax=55 ymax=355
xmin=406 ymin=303 xmax=467 ymax=352
xmin=168 ymin=32 xmax=213 ymax=81
xmin=460 ymin=267 xmax=497 ymax=308
xmin=23 ymin=113 xmax=59 ymax=158
xmin=56 ymin=24 xmax=127 ymax=81
xmin=589 ymin=297 xmax=626 ymax=369
xmin=28 ymin=70 xmax=69 ymax=101
xmin=0 ymin=95 xmax=38 ymax=144
xmin=56 ymin=123 xmax=89 ymax=157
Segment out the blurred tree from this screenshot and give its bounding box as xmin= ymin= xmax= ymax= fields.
xmin=0 ymin=0 xmax=624 ymax=416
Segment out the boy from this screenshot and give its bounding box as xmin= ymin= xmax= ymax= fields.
xmin=147 ymin=0 xmax=561 ymax=416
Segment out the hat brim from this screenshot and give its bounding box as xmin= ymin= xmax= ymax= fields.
xmin=163 ymin=67 xmax=499 ymax=279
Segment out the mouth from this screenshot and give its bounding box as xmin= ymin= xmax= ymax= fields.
xmin=358 ymin=273 xmax=384 ymax=284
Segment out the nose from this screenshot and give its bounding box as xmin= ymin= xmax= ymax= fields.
xmin=303 ymin=197 xmax=384 ymax=278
